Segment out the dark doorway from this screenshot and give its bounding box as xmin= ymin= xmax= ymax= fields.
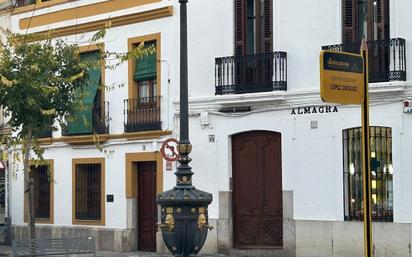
xmin=232 ymin=131 xmax=283 ymax=248
xmin=137 ymin=161 xmax=157 ymax=251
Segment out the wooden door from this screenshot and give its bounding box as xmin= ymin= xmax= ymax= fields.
xmin=232 ymin=131 xmax=282 ymax=248
xmin=137 ymin=161 xmax=157 ymax=251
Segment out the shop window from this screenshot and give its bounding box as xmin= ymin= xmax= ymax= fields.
xmin=343 ymin=126 xmax=393 ymax=222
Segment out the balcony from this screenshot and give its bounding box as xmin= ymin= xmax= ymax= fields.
xmin=124 ymin=96 xmax=161 ymax=133
xmin=62 ymin=101 xmax=109 ymax=136
xmin=322 ymin=38 xmax=406 ymax=83
xmin=215 ymin=52 xmax=287 ymax=95
xmin=15 ymin=0 xmax=51 ymax=7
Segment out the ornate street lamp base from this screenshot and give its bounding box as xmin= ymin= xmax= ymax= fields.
xmin=157 ymin=187 xmax=213 ymax=257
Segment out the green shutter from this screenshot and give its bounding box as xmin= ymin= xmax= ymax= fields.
xmin=67 ymin=52 xmax=101 ymax=135
xmin=134 ymin=43 xmax=157 ymax=81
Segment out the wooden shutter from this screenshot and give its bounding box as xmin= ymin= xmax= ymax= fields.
xmin=234 ymin=0 xmax=246 ymax=56
xmin=342 ymin=0 xmax=357 ymax=43
xmin=376 ymin=0 xmax=389 ymax=40
xmin=263 ymin=0 xmax=273 ymax=53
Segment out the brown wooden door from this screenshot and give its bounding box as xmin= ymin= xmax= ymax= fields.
xmin=137 ymin=161 xmax=157 ymax=251
xmin=232 ymin=131 xmax=282 ymax=248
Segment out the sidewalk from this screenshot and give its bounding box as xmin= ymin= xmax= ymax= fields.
xmin=0 ymin=245 xmax=227 ymax=257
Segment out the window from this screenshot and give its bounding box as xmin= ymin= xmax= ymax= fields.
xmin=124 ymin=38 xmax=161 ymax=132
xmin=342 ymin=0 xmax=389 ymax=43
xmin=134 ymin=41 xmax=157 ymax=106
xmin=30 ymin=165 xmax=52 ymax=219
xmin=66 ymin=50 xmax=105 ymax=135
xmin=73 ymin=159 xmax=105 ymax=224
xmin=343 ymin=127 xmax=393 ymax=222
xmin=235 ymin=0 xmax=272 ymax=55
xmin=24 ymin=160 xmax=54 ymax=223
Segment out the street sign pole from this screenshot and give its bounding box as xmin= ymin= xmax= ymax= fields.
xmin=361 ymin=40 xmax=373 ymax=257
xmin=320 ymin=43 xmax=373 ymax=257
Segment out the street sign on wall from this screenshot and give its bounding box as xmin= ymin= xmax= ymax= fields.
xmin=320 ymin=51 xmax=364 ymax=104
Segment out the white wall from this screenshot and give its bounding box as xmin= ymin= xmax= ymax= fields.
xmin=7 ymin=0 xmax=412 ymax=229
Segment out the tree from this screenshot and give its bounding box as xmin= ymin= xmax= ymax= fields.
xmin=0 ymin=28 xmax=154 ymax=239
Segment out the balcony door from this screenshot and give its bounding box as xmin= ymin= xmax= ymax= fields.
xmin=235 ymin=0 xmax=273 ymax=93
xmin=342 ymin=0 xmax=390 ymax=81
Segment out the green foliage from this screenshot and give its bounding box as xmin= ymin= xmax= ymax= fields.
xmin=0 ymin=29 xmax=88 ymax=141
xmin=0 ymin=26 xmax=155 ymax=162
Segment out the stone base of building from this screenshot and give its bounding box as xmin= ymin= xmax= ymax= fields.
xmin=295 ymin=220 xmax=410 ymax=257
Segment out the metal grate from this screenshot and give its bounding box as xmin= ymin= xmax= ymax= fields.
xmin=322 ymin=38 xmax=406 ymax=83
xmin=12 ymin=237 xmax=96 ymax=257
xmin=75 ymin=163 xmax=101 ymax=221
xmin=62 ymin=101 xmax=110 ymax=136
xmin=215 ymin=52 xmax=287 ymax=95
xmin=343 ymin=127 xmax=393 ymax=222
xmin=124 ymin=96 xmax=161 ymax=132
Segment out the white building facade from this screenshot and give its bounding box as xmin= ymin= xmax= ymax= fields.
xmin=2 ymin=0 xmax=412 ymax=256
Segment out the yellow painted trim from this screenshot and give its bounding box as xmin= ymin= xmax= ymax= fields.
xmin=24 ymin=160 xmax=54 ymax=224
xmin=19 ymin=0 xmax=161 ymax=29
xmin=30 ymin=6 xmax=173 ymax=39
xmin=125 ymin=152 xmax=163 ymax=198
xmin=72 ymin=158 xmax=105 ymax=226
xmin=127 ymin=33 xmax=161 ymax=99
xmin=13 ymin=0 xmax=72 ymax=15
xmin=38 ymin=130 xmax=172 ymax=145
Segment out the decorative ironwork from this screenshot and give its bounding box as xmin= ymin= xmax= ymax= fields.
xmin=343 ymin=127 xmax=393 ymax=222
xmin=123 ymin=96 xmax=161 ymax=132
xmin=75 ymin=163 xmax=102 ymax=221
xmin=215 ymin=51 xmax=287 ymax=95
xmin=322 ymin=38 xmax=406 ymax=83
xmin=63 ymin=101 xmax=110 ymax=136
xmin=156 ymin=1 xmax=212 ymax=256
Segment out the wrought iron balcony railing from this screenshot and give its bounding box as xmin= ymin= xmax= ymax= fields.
xmin=322 ymin=38 xmax=406 ymax=83
xmin=215 ymin=51 xmax=287 ymax=95
xmin=124 ymin=96 xmax=161 ymax=133
xmin=63 ymin=101 xmax=110 ymax=136
xmin=15 ymin=0 xmax=51 ymax=7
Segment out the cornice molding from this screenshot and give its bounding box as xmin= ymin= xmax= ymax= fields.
xmin=176 ymin=81 xmax=411 ymax=114
xmin=28 ymin=6 xmax=173 ymax=38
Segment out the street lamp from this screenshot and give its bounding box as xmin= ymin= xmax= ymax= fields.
xmin=156 ymin=0 xmax=213 ymax=257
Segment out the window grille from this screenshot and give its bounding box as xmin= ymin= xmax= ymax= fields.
xmin=75 ymin=163 xmax=101 ymax=221
xmin=343 ymin=126 xmax=393 ymax=222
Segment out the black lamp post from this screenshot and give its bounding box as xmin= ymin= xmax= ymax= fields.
xmin=156 ymin=0 xmax=213 ymax=257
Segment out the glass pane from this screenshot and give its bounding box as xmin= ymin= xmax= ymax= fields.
xmin=246 ymin=0 xmax=256 ymax=54
xmin=139 ymin=81 xmax=150 ymax=99
xmin=343 ymin=126 xmax=393 ymax=222
xmin=357 ymin=0 xmax=368 ymax=40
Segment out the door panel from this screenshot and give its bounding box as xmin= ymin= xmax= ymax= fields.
xmin=232 ymin=131 xmax=283 ymax=248
xmin=137 ymin=161 xmax=157 ymax=252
